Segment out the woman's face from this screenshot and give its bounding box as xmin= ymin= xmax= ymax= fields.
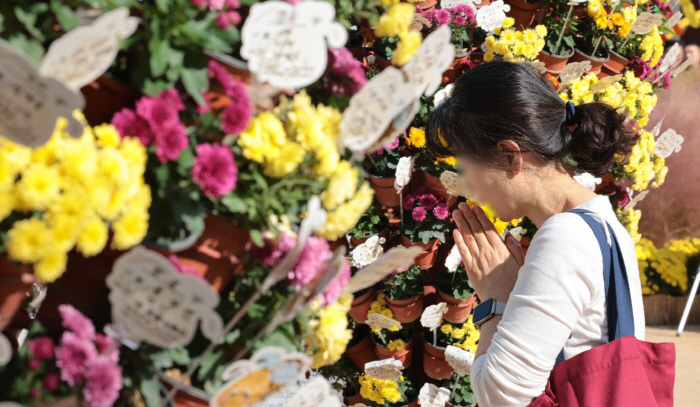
xmin=457 ymin=154 xmax=519 ymax=220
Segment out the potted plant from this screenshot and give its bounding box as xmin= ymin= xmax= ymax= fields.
xmin=382 ymin=265 xmax=424 ymax=323
xmin=483 ymin=19 xmax=548 ymax=63
xmin=368 ymin=293 xmax=415 ymax=367
xmin=401 ymin=187 xmax=451 ymax=269
xmin=537 ymin=3 xmax=579 ymax=75
xmin=363 ymin=136 xmax=405 ymax=208
xmin=436 ymin=266 xmax=477 ymax=324
xmin=316 ymin=357 xmax=364 ymax=405
xmin=423 ymin=317 xmax=480 ymax=380
xmin=568 ymin=1 xmax=612 ymax=75
xmin=441 ymin=374 xmax=477 ymax=407
xmin=348 ymin=206 xmax=390 ymax=248
xmin=424 ymin=5 xmax=476 ymax=81
xmin=343 ymin=318 xmax=379 ymax=370
xmin=505 ymin=0 xmax=542 ymax=31
xmin=349 ymin=269 xmax=378 ymax=324
xmin=359 ymin=374 xmax=419 ymax=407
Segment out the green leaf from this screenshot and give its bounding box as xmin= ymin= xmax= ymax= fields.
xmin=50 ymin=0 xmax=80 ymax=31
xmin=182 ymin=213 xmax=205 ymax=236
xmin=221 ymin=195 xmax=247 ymax=213
xmin=180 ymin=54 xmax=208 ymax=106
xmin=249 ymin=229 xmax=264 ymax=247
xmin=168 ymin=347 xmax=191 ymax=365
xmin=140 ymin=371 xmax=161 ymax=407
xmin=143 ymin=77 xmax=175 ymax=95
xmin=155 ymin=0 xmax=171 ymax=13
xmin=3 ymin=35 xmax=44 ymax=64
xmin=176 ymin=147 xmax=195 ymax=175
xmin=14 ymin=4 xmax=49 ymax=41
xmin=197 ymin=349 xmax=225 ymax=381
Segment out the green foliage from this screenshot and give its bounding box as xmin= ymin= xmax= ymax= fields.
xmin=373 ymin=36 xmax=398 ymax=61
xmin=362 ymin=136 xmax=405 ymax=178
xmin=329 ymin=0 xmax=384 ymax=29
xmin=372 ymin=323 xmax=412 ymax=346
xmin=349 ymin=207 xmax=389 ymax=239
xmin=316 ymin=357 xmax=361 ymax=396
xmin=543 ymin=2 xmax=579 ymax=56
xmin=382 ymin=264 xmax=424 ymax=301
xmin=436 ymin=268 xmax=474 ymax=301
xmin=416 ymin=147 xmax=456 ymax=178
xmin=441 ymin=374 xmax=477 ymax=406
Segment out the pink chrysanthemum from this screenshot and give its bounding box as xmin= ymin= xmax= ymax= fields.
xmin=208 ymin=0 xmax=226 ymax=11
xmin=455 ymin=15 xmax=466 ymax=26
xmin=136 ymin=95 xmax=181 ymax=131
xmin=419 ymin=194 xmax=438 ymax=210
xmin=43 ymin=373 xmax=60 ymax=391
xmin=318 ymin=257 xmax=351 ymax=306
xmin=111 ymin=108 xmax=153 ymax=145
xmin=403 ymin=195 xmax=415 ymax=210
xmin=209 ymin=60 xmax=235 ymax=95
xmin=383 ymin=137 xmax=400 ymax=150
xmin=28 ymin=358 xmax=41 ymax=371
xmin=254 ymin=233 xmax=297 ymax=267
xmin=59 ymin=304 xmax=95 ymax=340
xmin=28 ymin=337 xmax=55 ymax=360
xmin=191 ymin=143 xmax=238 ymax=198
xmin=94 ymin=334 xmax=119 ymax=364
xmin=327 ymin=48 xmax=367 ymax=95
xmin=287 ymin=236 xmax=333 ymax=290
xmin=169 ymin=255 xmax=207 ymax=284
xmin=83 ymin=355 xmax=123 ymax=407
xmin=433 ymin=203 xmax=449 ymax=220
xmin=154 ymin=123 xmax=189 ymax=163
xmin=55 ymin=331 xmax=97 ymax=386
xmin=221 ymin=82 xmax=251 ymax=135
xmin=157 ymin=89 xmax=185 ymax=111
xmin=412 ymin=206 xmax=427 ymax=222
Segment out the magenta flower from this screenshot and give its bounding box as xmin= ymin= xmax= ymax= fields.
xmin=412 ymin=206 xmax=427 ymax=222
xmin=455 ymin=15 xmax=466 ymax=26
xmin=30 ymin=388 xmax=40 ymax=398
xmin=55 ymin=331 xmax=97 ymax=386
xmin=209 ymin=60 xmax=235 ymax=95
xmin=189 ymin=0 xmax=207 ymax=6
xmin=94 ymin=334 xmax=119 ymax=364
xmin=43 ymin=373 xmax=60 ymax=392
xmin=157 ymin=89 xmax=185 ymax=112
xmin=419 ymin=194 xmax=438 ymax=210
xmin=136 ymin=95 xmax=181 ymax=131
xmin=608 ymin=182 xmax=631 ymax=207
xmin=208 ymin=0 xmax=225 ymax=11
xmin=168 ymin=255 xmax=207 ymax=284
xmin=254 ymin=233 xmax=297 ymax=267
xmin=154 ymin=123 xmax=189 ymax=163
xmin=413 ymin=186 xmax=426 ymax=197
xmin=111 ymin=108 xmax=153 ymax=145
xmin=318 ymin=257 xmax=351 ymax=306
xmin=83 ymin=356 xmax=123 ymax=407
xmin=59 ymin=304 xmax=95 ymax=340
xmin=191 ymin=143 xmax=238 ymax=198
xmin=222 ymin=93 xmax=252 ymax=134
xmin=28 ymin=337 xmax=55 ymax=360
xmin=287 ymin=236 xmax=333 ymax=290
xmin=433 ymin=203 xmax=449 ymax=220
xmin=383 ymin=136 xmax=400 ymax=150
xmin=426 ymin=9 xmax=451 ymax=26
xmin=327 ymin=48 xmax=367 ymax=95
xmin=28 ymin=358 xmax=41 ymax=371
xmin=403 ymin=195 xmax=415 ymax=210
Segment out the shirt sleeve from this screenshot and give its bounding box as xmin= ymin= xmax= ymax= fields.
xmin=470 ymin=213 xmax=602 ymax=406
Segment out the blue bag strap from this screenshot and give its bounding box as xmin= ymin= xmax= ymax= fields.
xmin=554 ymin=208 xmax=635 ymax=365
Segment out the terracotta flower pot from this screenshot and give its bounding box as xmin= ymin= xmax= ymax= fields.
xmin=437 ymin=290 xmax=477 ymax=324
xmin=416 ymin=0 xmax=438 ymax=12
xmin=402 ymin=399 xmax=420 ymax=407
xmin=345 ymin=331 xmax=378 ymax=370
xmin=374 ymin=54 xmax=394 ymax=71
xmin=476 ymin=0 xmax=494 ymax=9
xmin=538 ymin=48 xmax=574 ymax=76
xmin=374 ymin=335 xmax=414 ymax=368
xmin=0 ymin=255 xmax=33 ymax=331
xmin=80 ymin=75 xmax=138 ymax=127
xmin=161 ymin=378 xmax=210 ymax=407
xmin=600 ymin=49 xmax=631 ymax=78
xmin=423 ymin=333 xmax=454 ymax=380
xmin=423 ymin=172 xmax=451 ymax=201
xmin=345 ymin=393 xmax=364 ymax=405
xmin=505 ymin=0 xmax=541 ymax=30
xmin=569 ymin=48 xmax=610 ymax=76
xmin=147 ymin=215 xmax=251 ymax=292
xmin=384 ymin=293 xmax=424 ymax=323
xmin=370 ymin=175 xmax=405 ymax=208
xmin=349 ymin=286 xmax=377 ymax=324
xmin=401 ymin=234 xmax=440 ymax=269
xmin=443 ymin=51 xmax=471 ymax=83
xmin=350 ymin=225 xmax=390 ymax=249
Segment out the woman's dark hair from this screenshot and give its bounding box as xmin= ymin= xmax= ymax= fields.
xmin=426 ymin=61 xmax=638 ymax=177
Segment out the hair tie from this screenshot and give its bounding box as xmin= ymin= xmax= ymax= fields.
xmin=565 ymin=101 xmax=577 ymax=126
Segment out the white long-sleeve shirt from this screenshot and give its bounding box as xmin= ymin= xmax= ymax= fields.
xmin=471 ymin=195 xmax=645 ymax=406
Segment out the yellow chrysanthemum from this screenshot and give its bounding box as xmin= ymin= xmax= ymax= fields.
xmin=262 ymin=141 xmax=306 ymax=178
xmin=375 ymin=3 xmax=415 ymax=38
xmin=77 ymin=215 xmax=109 ymax=257
xmin=392 ymin=30 xmax=422 ymax=66
xmin=408 ymin=127 xmax=426 ymax=148
xmin=112 ymin=208 xmax=149 ymax=250
xmin=93 ymin=124 xmax=121 ymax=148
xmin=6 ymin=217 xmax=49 ymax=263
xmin=15 ymin=164 xmax=61 ymax=210
xmin=34 ymin=249 xmax=68 ymax=284
xmin=441 ymin=324 xmax=453 ymax=334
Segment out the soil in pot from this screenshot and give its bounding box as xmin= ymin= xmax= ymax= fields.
xmin=423 ymin=332 xmax=455 ymax=380
xmin=400 ymin=234 xmax=440 ymax=269
xmin=345 ymin=324 xmax=378 ymax=369
xmin=505 ymin=0 xmax=541 ymax=30
xmin=384 ymin=294 xmax=424 ymax=323
xmin=538 ymin=48 xmax=574 ymax=76
xmin=569 ymin=48 xmax=610 ymax=75
xmin=348 ymin=285 xmax=376 ymax=324
xmin=373 ymin=334 xmax=414 ymax=368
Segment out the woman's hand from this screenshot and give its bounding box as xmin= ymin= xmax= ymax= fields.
xmin=452 ymin=203 xmax=525 ymax=303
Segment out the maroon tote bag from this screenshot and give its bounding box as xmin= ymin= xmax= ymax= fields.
xmin=527 ymin=209 xmax=675 ymax=407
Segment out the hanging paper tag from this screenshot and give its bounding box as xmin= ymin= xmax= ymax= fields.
xmin=590 ymin=74 xmax=622 ymax=93
xmin=631 ymin=12 xmax=664 ymax=35
xmin=214 ymin=347 xmax=313 ymax=407
xmin=366 ymin=313 xmax=402 ymax=331
xmin=410 ymin=13 xmax=431 ymax=32
xmin=339 ymin=67 xmax=416 ymax=153
xmin=0 ymin=332 xmax=11 ymax=366
xmin=441 ymin=0 xmax=482 ymax=11
xmin=421 ymin=303 xmax=449 ymax=331
xmin=402 ymin=25 xmax=455 ymax=99
xmin=343 ymin=246 xmax=424 ymax=294
xmin=521 ymin=60 xmax=546 ymax=74
xmin=624 ymin=190 xmax=649 ymax=210
xmin=440 ymin=171 xmax=468 ymax=197
xmin=559 ymin=61 xmax=592 ymax=85
xmin=0 ymin=43 xmax=84 ymax=147
xmin=476 ymin=0 xmax=511 ymax=33
xmin=573 ymin=172 xmax=602 ymax=192
xmin=445 ymin=245 xmax=463 ymax=272
xmin=418 ymin=383 xmax=451 ymax=407
xmin=106 ymin=246 xmax=223 ymax=349
xmin=665 ymin=11 xmax=684 ymax=29
xmin=240 ymin=1 xmax=347 ymax=88
xmin=672 ymin=58 xmax=693 ymax=78
xmin=655 ymin=128 xmax=683 ymax=158
xmin=650 ymin=116 xmax=665 ymax=137
xmin=659 ymin=43 xmax=681 ymax=73
xmin=509 ymin=226 xmax=526 ymax=240
xmin=433 ymin=84 xmax=454 ymax=107
xmin=445 ymin=345 xmax=475 ymax=375
xmin=39 ymin=8 xmax=138 ymax=91
xmin=352 ymin=236 xmax=386 ymax=267
xmin=394 ymin=156 xmax=414 ymax=192
xmin=285 ymin=376 xmax=342 ymax=407
xmin=365 ymin=359 xmax=404 ymax=381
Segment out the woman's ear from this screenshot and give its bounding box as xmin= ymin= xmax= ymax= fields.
xmin=497 ymin=140 xmax=523 ymax=175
